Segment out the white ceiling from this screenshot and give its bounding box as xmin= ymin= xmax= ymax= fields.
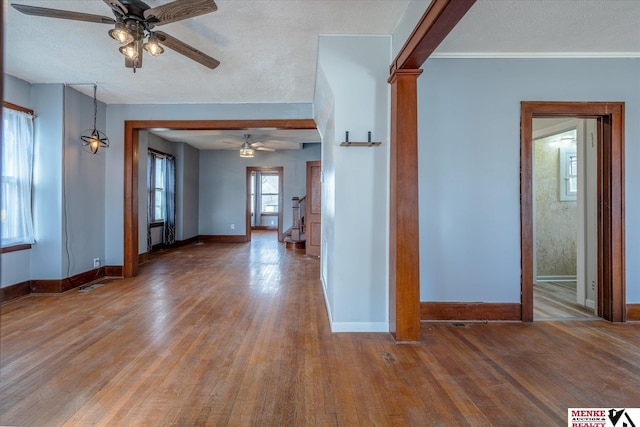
xmin=435 ymin=0 xmax=640 ymax=57
xmin=148 ymin=128 xmax=321 ymax=151
xmin=5 ymin=0 xmax=639 ymax=150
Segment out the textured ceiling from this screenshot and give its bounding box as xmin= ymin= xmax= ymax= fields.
xmin=435 ymin=0 xmax=640 ymax=56
xmin=148 ymin=128 xmax=321 ymax=151
xmin=4 ymin=0 xmax=409 ymax=104
xmin=5 ymin=1 xmax=639 ymax=106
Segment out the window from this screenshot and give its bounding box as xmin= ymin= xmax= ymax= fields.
xmin=149 ymin=151 xmax=166 ymax=222
xmin=2 ymin=106 xmax=35 ymax=247
xmin=559 ymin=145 xmax=577 ymax=201
xmin=260 ymin=174 xmax=279 ymax=213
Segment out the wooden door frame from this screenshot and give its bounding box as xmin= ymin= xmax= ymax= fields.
xmin=123 ymin=119 xmax=317 ymax=277
xmin=520 ymin=101 xmax=626 ymax=322
xmin=305 ymin=160 xmax=322 ymax=257
xmin=246 ymin=166 xmax=284 ymax=242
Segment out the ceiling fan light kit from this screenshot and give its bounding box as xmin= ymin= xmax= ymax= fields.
xmin=143 ymin=33 xmax=164 ymax=56
xmin=11 ymin=0 xmax=220 ymax=73
xmin=240 ymin=135 xmax=255 ymax=158
xmin=108 ymin=18 xmax=134 ymax=44
xmin=119 ymin=42 xmax=140 ymax=60
xmin=239 ymin=147 xmax=255 ymax=158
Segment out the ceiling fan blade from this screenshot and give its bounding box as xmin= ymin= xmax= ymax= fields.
xmin=256 ymin=147 xmax=276 ymax=152
xmin=144 ymin=0 xmax=217 ymax=26
xmin=250 ymin=142 xmax=265 ymax=148
xmin=155 ymin=31 xmax=220 ymax=69
xmin=102 ymin=0 xmax=128 ymax=16
xmin=11 ymin=4 xmax=115 ymax=24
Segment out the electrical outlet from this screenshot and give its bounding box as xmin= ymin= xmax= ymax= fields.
xmin=93 ymin=257 xmax=100 ymax=268
xmin=271 ymin=220 xmax=275 ymax=225
xmin=230 ymin=223 xmax=235 ymax=230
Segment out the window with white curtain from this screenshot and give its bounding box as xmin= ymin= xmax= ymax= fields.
xmin=1 ymin=106 xmax=35 ymax=247
xmin=148 ymin=151 xmax=166 ymax=223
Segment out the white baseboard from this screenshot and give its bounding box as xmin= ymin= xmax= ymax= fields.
xmin=320 ymin=279 xmax=388 ymax=332
xmin=586 ymin=299 xmax=596 ymax=309
xmin=321 ymin=277 xmax=333 ymax=325
xmin=330 ymin=322 xmax=389 ymax=333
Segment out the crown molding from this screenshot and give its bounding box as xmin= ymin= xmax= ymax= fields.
xmin=430 ymin=51 xmax=640 ymax=59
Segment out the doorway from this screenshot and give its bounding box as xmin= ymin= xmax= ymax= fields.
xmin=520 ymin=101 xmax=626 ymax=322
xmin=123 ymin=119 xmax=317 ymax=277
xmin=246 ymin=167 xmax=283 ymax=242
xmin=532 ymin=118 xmax=598 ymax=320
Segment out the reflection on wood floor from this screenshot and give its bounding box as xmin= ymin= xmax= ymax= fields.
xmin=534 ymin=280 xmax=596 ymax=320
xmin=2 ymin=233 xmax=638 ymax=425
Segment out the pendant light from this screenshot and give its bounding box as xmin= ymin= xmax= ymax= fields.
xmin=80 ymin=84 xmax=109 ymax=154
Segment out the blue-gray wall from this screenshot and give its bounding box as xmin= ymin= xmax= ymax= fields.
xmin=198 ymin=145 xmax=321 ymax=236
xmin=316 ymin=35 xmax=391 ymax=331
xmin=2 ymin=76 xmax=108 ymax=286
xmin=176 ymin=142 xmax=200 ymax=241
xmin=63 ymin=86 xmax=107 ymax=275
xmin=418 ymin=58 xmax=640 ymax=303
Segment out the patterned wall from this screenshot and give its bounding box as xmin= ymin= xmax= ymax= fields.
xmin=534 ymin=131 xmax=577 ymax=277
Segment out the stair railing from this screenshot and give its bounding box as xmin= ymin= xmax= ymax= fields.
xmin=291 ymin=195 xmax=306 ymax=241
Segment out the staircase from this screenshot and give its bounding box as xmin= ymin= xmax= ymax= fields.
xmin=283 ymin=196 xmax=306 ymax=249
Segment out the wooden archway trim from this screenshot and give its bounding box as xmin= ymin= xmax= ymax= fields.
xmin=123 ymin=119 xmax=317 ymax=277
xmin=391 ymin=0 xmax=476 ymax=73
xmin=520 ymin=101 xmax=625 ymax=322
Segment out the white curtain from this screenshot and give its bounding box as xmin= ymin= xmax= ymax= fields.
xmin=1 ymin=107 xmax=34 ymax=246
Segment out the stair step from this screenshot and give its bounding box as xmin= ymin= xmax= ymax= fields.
xmin=285 ymin=240 xmax=306 ymax=250
xmin=284 ymin=234 xmax=306 ymax=243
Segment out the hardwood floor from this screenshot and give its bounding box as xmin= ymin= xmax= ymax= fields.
xmin=2 ymin=231 xmax=639 ymax=426
xmin=533 ymin=281 xmax=596 ymax=320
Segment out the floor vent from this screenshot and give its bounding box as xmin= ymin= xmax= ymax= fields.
xmin=79 ymin=283 xmax=104 ymax=293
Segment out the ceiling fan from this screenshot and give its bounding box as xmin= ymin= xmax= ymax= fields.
xmin=11 ymin=0 xmax=220 ymax=73
xmin=226 ymin=134 xmax=276 ymax=158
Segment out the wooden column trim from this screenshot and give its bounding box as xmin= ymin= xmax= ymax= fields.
xmin=389 ymin=69 xmax=423 ymax=341
xmin=124 ymin=122 xmax=139 ymax=277
xmin=388 ymin=0 xmax=475 ymax=341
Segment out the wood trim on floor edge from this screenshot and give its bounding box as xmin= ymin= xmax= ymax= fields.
xmin=199 ymin=235 xmax=248 ymax=243
xmin=1 ymin=266 xmax=124 ymax=303
xmin=421 ymin=302 xmax=521 ymax=321
xmin=104 ymin=265 xmax=124 ymax=277
xmin=627 ymin=304 xmax=640 ymax=321
xmin=0 ymin=280 xmax=31 ymax=303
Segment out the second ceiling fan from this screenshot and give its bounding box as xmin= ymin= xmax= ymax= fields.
xmin=11 ymin=0 xmax=220 ymax=72
xmin=226 ymin=134 xmax=276 ymax=158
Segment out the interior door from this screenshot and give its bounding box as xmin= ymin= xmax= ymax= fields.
xmin=306 ymin=161 xmax=321 ymax=257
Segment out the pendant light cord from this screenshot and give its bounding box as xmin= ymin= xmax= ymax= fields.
xmin=92 ymin=84 xmax=98 ymax=131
